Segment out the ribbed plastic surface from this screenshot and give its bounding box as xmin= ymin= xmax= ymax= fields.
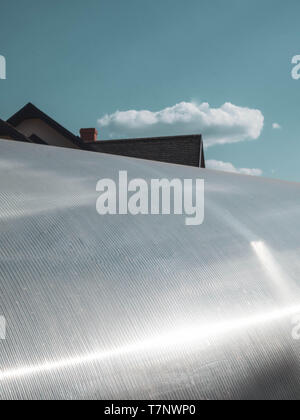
xmin=1 ymin=139 xmax=300 ymax=400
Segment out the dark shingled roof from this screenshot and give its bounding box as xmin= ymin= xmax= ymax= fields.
xmin=86 ymin=135 xmax=205 ymax=168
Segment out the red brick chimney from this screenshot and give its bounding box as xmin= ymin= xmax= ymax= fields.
xmin=80 ymin=128 xmax=98 ymax=143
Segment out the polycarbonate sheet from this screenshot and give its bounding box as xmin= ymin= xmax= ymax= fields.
xmin=1 ymin=139 xmax=300 ymax=400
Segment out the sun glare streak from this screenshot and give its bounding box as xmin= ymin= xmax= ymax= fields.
xmin=1 ymin=303 xmax=300 ymax=382
xmin=251 ymin=241 xmax=295 ymax=302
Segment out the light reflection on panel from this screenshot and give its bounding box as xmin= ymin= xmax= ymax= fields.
xmin=1 ymin=139 xmax=300 ymax=400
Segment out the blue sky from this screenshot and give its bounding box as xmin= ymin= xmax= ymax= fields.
xmin=0 ymin=0 xmax=300 ymax=181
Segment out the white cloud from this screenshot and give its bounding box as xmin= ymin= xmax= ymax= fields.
xmin=98 ymin=101 xmax=264 ymax=147
xmin=206 ymin=160 xmax=263 ymax=176
xmin=272 ymin=123 xmax=281 ymax=130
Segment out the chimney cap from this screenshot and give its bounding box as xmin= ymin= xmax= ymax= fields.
xmin=80 ymin=128 xmax=98 ymax=143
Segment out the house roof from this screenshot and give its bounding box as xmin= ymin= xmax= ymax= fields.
xmin=0 ymin=119 xmax=32 ymax=143
xmin=87 ymin=134 xmax=205 ymax=168
xmin=5 ymin=103 xmax=205 ymax=167
xmin=7 ymin=103 xmax=83 ymax=148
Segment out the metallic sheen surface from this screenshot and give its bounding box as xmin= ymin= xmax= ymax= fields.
xmin=1 ymin=139 xmax=300 ymax=400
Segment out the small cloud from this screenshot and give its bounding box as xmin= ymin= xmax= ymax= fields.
xmin=206 ymin=160 xmax=263 ymax=176
xmin=98 ymin=101 xmax=264 ymax=148
xmin=272 ymin=123 xmax=281 ymax=130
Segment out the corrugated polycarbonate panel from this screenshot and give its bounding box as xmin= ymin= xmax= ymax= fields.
xmin=1 ymin=139 xmax=300 ymax=400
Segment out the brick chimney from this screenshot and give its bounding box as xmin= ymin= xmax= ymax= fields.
xmin=80 ymin=128 xmax=98 ymax=143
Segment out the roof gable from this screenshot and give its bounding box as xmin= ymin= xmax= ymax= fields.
xmin=7 ymin=103 xmax=82 ymax=148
